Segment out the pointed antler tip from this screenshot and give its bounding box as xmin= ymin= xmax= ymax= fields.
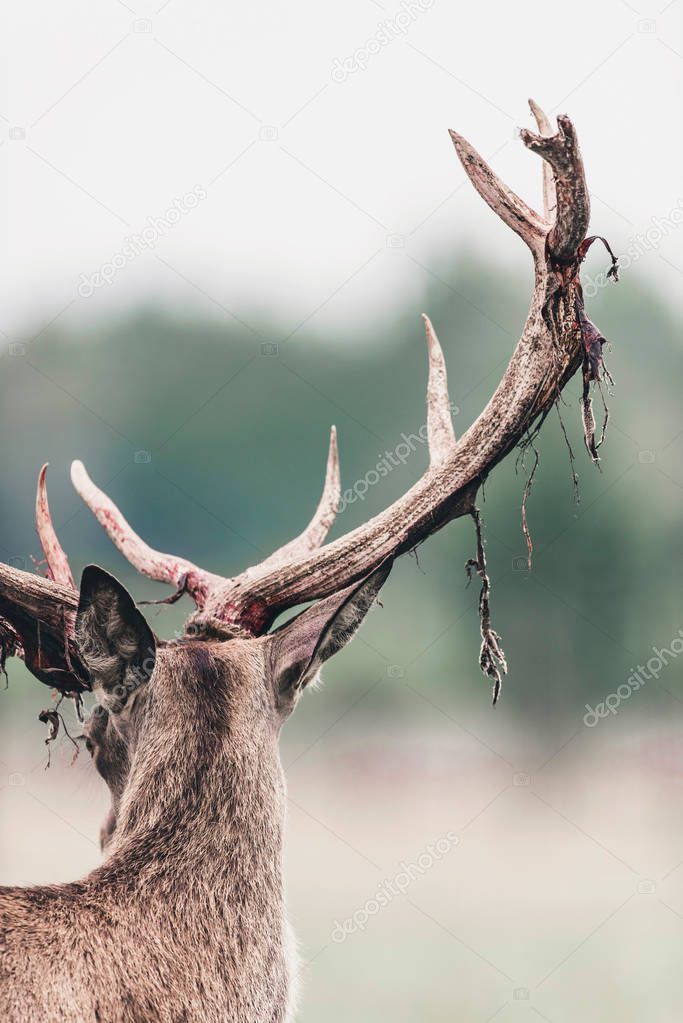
xmin=422 ymin=312 xmax=456 ymax=466
xmin=527 ymin=98 xmax=554 ymax=138
xmin=422 ymin=314 xmax=438 ymax=348
xmin=327 ymin=426 xmax=339 ymax=478
xmin=36 ymin=465 xmax=49 ymax=514
xmin=245 ymin=423 xmax=342 ymax=577
xmin=448 ymin=129 xmax=468 ymax=154
xmin=36 ymin=464 xmax=49 ymax=508
xmin=35 ymin=460 xmax=76 ymax=590
xmin=328 ymin=425 xmax=338 ymax=459
xmin=71 ymin=460 xmax=95 ymax=501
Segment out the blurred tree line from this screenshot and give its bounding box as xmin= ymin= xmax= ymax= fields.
xmin=1 ymin=249 xmax=681 ymax=727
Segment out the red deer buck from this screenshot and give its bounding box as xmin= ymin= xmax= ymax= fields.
xmin=0 ymin=100 xmax=616 ymax=1022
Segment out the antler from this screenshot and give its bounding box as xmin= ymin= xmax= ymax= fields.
xmin=0 ymin=466 xmax=88 ymax=691
xmin=186 ymin=100 xmax=595 ymax=633
xmin=237 ymin=426 xmax=340 ymax=577
xmin=528 ymin=98 xmax=557 ymax=223
xmin=70 ymin=460 xmax=224 ymax=607
xmin=0 ymin=564 xmax=88 ymax=691
xmin=70 ymin=101 xmax=597 ymax=637
xmin=36 ymin=464 xmax=76 ymax=589
xmin=2 ymin=100 xmax=613 ymax=697
xmin=69 ymin=424 xmax=340 ymax=607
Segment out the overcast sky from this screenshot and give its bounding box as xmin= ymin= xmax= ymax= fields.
xmin=1 ymin=0 xmax=681 ymax=342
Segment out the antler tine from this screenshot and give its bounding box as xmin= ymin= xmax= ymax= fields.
xmin=303 ymin=425 xmax=341 ymax=546
xmin=35 ymin=464 xmax=76 ymax=590
xmin=528 ymin=98 xmax=557 ymax=224
xmin=71 ymin=461 xmax=222 ymax=608
xmin=245 ymin=426 xmax=340 ymax=576
xmin=423 ymin=315 xmax=457 ymax=467
xmin=0 ymin=100 xmax=611 ymax=703
xmin=0 ymin=465 xmax=85 ymax=692
xmin=448 ymin=129 xmax=548 ymax=253
xmin=194 ymin=107 xmax=594 ymax=636
xmin=520 ymin=113 xmax=590 ymax=263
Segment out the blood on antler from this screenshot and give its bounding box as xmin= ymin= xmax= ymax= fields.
xmin=0 ymin=100 xmax=617 ymax=702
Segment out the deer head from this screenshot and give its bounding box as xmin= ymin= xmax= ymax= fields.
xmin=0 ymin=101 xmax=613 ymax=859
xmin=73 ymin=559 xmax=391 ymax=854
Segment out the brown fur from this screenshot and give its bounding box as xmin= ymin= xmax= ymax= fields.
xmin=1 ymin=640 xmax=295 ymax=1023
xmin=0 ymin=566 xmax=389 ymax=1021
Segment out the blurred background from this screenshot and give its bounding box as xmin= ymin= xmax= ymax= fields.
xmin=1 ymin=1 xmax=682 ymax=1020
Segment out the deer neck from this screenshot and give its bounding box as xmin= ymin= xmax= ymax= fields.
xmin=82 ymin=714 xmax=291 ymax=1016
xmin=96 ymin=726 xmax=286 ymax=914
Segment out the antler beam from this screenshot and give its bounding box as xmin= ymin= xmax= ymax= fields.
xmin=0 ymin=563 xmax=88 ymax=691
xmin=3 ymin=99 xmax=612 ymax=698
xmin=64 ymin=102 xmax=598 ymax=638
xmin=0 ymin=98 xmax=617 ymax=706
xmin=189 ymin=100 xmax=594 ymax=633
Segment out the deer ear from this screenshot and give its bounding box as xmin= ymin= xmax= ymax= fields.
xmin=76 ymin=565 xmax=156 ymax=706
xmin=268 ymin=560 xmax=392 ymax=705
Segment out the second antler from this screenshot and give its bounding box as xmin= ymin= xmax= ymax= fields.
xmin=0 ymin=99 xmax=616 ymax=702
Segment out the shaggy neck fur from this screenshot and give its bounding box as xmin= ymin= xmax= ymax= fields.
xmin=1 ymin=643 xmax=294 ymax=1023
xmin=102 ymin=644 xmax=285 ymax=893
